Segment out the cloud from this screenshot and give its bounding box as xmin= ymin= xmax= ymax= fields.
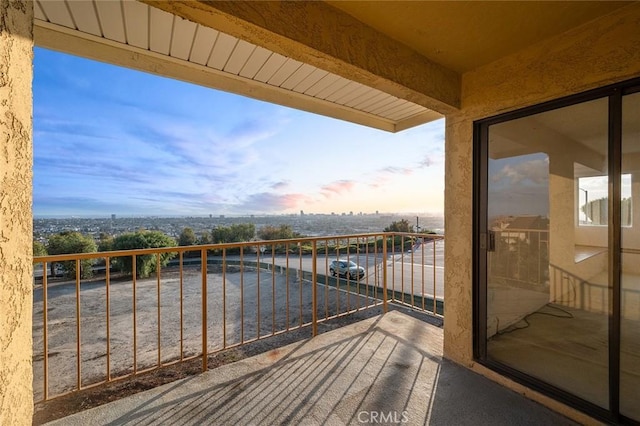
xmin=34 ymin=109 xmax=287 ymax=211
xmin=33 ymin=195 xmax=142 ymax=216
xmin=130 ymin=114 xmax=281 ymax=177
xmin=321 ymin=180 xmax=357 ymax=198
xmin=365 ymin=164 xmax=415 ymax=189
xmin=487 ymin=156 xmax=550 ymax=218
xmin=35 ymin=117 xmax=113 ymax=141
xmin=418 ymin=154 xmax=438 ymax=168
xmin=381 ymin=166 xmax=413 ymax=176
xmin=225 ymin=118 xmax=280 ymax=147
xmin=491 ymin=158 xmax=549 ymax=185
xmin=271 ymin=181 xmax=290 ymax=190
xmin=235 ymin=193 xmax=312 ymax=212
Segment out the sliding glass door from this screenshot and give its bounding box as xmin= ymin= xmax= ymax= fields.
xmin=475 ymin=79 xmax=640 ymax=422
xmin=621 ymin=90 xmax=640 ymax=421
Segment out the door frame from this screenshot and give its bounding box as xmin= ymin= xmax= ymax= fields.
xmin=472 ymin=76 xmax=640 ymax=423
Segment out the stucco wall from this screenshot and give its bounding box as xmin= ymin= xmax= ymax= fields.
xmin=0 ymin=0 xmax=33 ymax=424
xmin=444 ymin=2 xmax=640 ymax=365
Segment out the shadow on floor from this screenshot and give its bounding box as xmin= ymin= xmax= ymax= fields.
xmin=47 ymin=311 xmax=576 ymax=426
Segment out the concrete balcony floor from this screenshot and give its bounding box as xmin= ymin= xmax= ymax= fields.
xmin=46 ymin=311 xmax=576 ymax=425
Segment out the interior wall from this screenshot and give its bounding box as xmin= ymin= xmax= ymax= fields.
xmin=548 ymin=150 xmax=609 ymax=313
xmin=444 ymin=2 xmax=640 ymax=367
xmin=0 ymin=1 xmax=34 ymax=425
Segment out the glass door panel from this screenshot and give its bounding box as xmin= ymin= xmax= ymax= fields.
xmin=486 ymin=97 xmax=610 ymax=408
xmin=621 ymin=91 xmax=640 ymax=422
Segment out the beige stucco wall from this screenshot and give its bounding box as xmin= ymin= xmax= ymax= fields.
xmin=0 ymin=0 xmax=33 ymax=424
xmin=444 ymin=2 xmax=640 ymax=421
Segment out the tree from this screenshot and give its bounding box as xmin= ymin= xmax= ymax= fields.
xmin=257 ymin=224 xmax=299 ymax=240
xmin=47 ymin=231 xmax=97 ymax=279
xmin=210 ymin=226 xmax=231 ymax=244
xmin=33 ymin=240 xmax=47 ymax=257
xmin=230 ymin=223 xmax=256 ymax=242
xmin=257 ymin=225 xmax=279 ymax=241
xmin=382 ymin=219 xmax=415 ymax=251
xmin=111 ymin=230 xmax=177 ymax=278
xmin=211 ymin=223 xmax=255 ymax=243
xmin=257 ymin=225 xmax=304 ymax=254
xmin=383 ymin=219 xmax=414 ymax=233
xmin=97 ymin=232 xmax=114 ymax=252
xmin=178 ymin=227 xmax=197 ymax=246
xmin=209 ymin=223 xmax=256 ymax=255
xmin=198 ymin=231 xmax=211 ymax=245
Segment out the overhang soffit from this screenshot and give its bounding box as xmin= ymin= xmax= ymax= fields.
xmin=140 ymin=0 xmax=461 ymax=114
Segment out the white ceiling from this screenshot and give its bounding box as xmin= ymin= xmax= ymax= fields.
xmin=33 ymin=0 xmax=440 ymax=132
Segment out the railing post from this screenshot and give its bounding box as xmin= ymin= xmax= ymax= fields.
xmin=201 ymin=248 xmax=208 ymax=372
xmin=105 ymin=256 xmax=111 ymax=381
xmin=382 ymin=235 xmax=388 ymax=313
xmin=75 ymin=259 xmax=81 ymax=391
xmin=43 ymin=262 xmax=49 ymax=400
xmin=433 ymin=238 xmax=437 ymax=314
xmin=312 ymin=240 xmax=318 ymax=337
xmin=156 ymin=255 xmax=161 ymax=367
xmin=132 ymin=255 xmax=137 ymax=374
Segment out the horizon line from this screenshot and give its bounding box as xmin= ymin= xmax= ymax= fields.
xmin=34 ymin=211 xmax=444 ymax=220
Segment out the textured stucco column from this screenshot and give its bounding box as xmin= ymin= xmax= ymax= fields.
xmin=443 ymin=115 xmax=474 ymax=366
xmin=0 ymin=0 xmax=33 ymax=424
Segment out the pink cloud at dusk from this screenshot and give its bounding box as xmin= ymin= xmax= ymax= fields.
xmin=237 ymin=192 xmax=312 ymax=212
xmin=321 ymin=180 xmax=357 ymax=198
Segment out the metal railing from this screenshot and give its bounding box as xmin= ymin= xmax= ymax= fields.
xmin=549 ymin=263 xmax=640 ymax=318
xmin=488 ymin=228 xmax=549 ymax=288
xmin=32 ymin=232 xmax=444 ymax=403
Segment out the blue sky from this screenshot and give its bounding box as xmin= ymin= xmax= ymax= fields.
xmin=33 ymin=47 xmax=445 ymax=218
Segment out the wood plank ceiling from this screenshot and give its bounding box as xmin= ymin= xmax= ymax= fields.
xmin=34 ymin=0 xmax=441 ymax=132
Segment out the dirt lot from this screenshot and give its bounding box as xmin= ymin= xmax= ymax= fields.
xmin=32 ymin=267 xmax=397 ymax=424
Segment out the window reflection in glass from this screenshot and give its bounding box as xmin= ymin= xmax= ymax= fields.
xmin=486 ymin=97 xmax=610 ymax=408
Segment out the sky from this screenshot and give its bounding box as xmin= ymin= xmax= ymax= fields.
xmin=488 ymin=153 xmax=632 ymax=223
xmin=488 ymin=153 xmax=550 ymax=220
xmin=33 ymin=47 xmax=445 ymax=218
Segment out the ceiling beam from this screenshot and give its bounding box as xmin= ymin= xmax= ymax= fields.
xmin=141 ymin=0 xmax=461 ymax=114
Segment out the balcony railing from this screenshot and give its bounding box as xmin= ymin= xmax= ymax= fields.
xmin=32 ymin=232 xmax=444 ymax=403
xmin=488 ymin=228 xmax=549 ymax=288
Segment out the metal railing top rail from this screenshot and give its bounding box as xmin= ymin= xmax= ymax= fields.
xmin=494 ymin=228 xmax=548 ymax=232
xmin=33 ymin=232 xmax=444 ymax=263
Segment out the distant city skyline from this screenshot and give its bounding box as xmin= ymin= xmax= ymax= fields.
xmin=33 ymin=211 xmax=439 ymax=219
xmin=34 ymin=48 xmax=445 ymax=218
xmin=33 ymin=212 xmax=445 ymax=241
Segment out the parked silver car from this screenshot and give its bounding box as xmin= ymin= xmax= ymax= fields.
xmin=329 ymin=259 xmax=365 ymax=280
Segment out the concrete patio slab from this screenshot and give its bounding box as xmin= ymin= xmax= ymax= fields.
xmin=46 ymin=311 xmax=576 ymax=425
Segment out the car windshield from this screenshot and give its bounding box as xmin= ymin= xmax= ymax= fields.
xmin=347 ymin=261 xmax=357 ymax=267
